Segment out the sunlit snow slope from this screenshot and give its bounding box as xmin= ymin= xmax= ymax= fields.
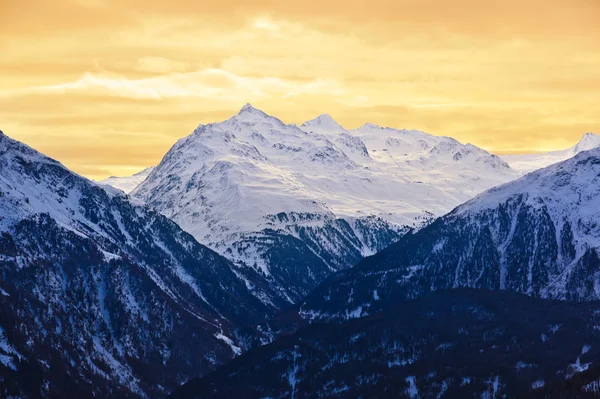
xmin=0 ymin=130 xmax=275 ymax=398
xmin=98 ymin=166 xmax=155 ymax=193
xmin=131 ymin=104 xmax=518 ymax=302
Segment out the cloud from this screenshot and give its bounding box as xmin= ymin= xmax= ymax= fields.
xmin=0 ymin=69 xmax=367 ymax=104
xmin=0 ymin=0 xmax=598 ymax=179
xmin=252 ymin=18 xmax=280 ymax=31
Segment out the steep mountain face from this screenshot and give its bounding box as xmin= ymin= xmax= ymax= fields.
xmin=99 ymin=166 xmax=155 ymax=194
xmin=299 ymin=148 xmax=600 ymax=321
xmin=0 ymin=131 xmax=276 ymax=398
xmin=132 ymin=104 xmax=517 ymax=303
xmin=171 ymin=290 xmax=600 ymax=399
xmin=503 ymin=132 xmax=600 ymax=174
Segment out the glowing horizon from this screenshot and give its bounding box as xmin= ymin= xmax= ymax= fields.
xmin=1 ymin=0 xmax=598 ymax=179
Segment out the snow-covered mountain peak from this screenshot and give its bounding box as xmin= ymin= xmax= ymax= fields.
xmin=238 ymin=103 xmax=263 ymax=116
xmin=0 ymin=132 xmax=114 ymax=232
xmin=234 ymin=103 xmax=278 ymax=122
xmin=203 ymin=104 xmax=288 ymax=134
xmin=301 ymin=114 xmax=345 ymax=134
xmin=358 ymin=122 xmax=383 ymax=130
xmin=0 ymin=130 xmax=72 ymax=185
xmin=502 ymin=132 xmax=600 ymax=174
xmin=240 ymin=103 xmax=255 ymax=112
xmin=572 ymin=132 xmax=600 ymax=154
xmin=133 ymin=107 xmax=519 ymax=260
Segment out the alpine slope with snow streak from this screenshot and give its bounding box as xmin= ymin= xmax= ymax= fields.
xmin=0 ymin=130 xmax=274 ymax=398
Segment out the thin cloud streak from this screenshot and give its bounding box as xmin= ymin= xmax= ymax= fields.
xmin=0 ymin=69 xmax=368 ymax=105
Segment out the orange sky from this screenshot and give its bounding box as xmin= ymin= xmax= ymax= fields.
xmin=1 ymin=0 xmax=599 ymax=179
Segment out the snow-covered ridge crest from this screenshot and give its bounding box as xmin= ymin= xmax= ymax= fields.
xmin=297 ymin=146 xmax=600 ymax=323
xmin=301 ymin=114 xmax=346 ymax=134
xmin=502 ymin=132 xmax=600 ymax=174
xmin=458 ymin=146 xmax=600 ymax=217
xmin=133 ymin=103 xmax=517 ymax=242
xmin=0 ymin=131 xmax=109 ymax=233
xmin=454 ymin=146 xmax=600 ymax=269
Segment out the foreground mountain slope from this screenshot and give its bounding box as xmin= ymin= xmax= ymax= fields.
xmin=98 ymin=166 xmax=155 ymax=193
xmin=132 ymin=104 xmax=517 ymax=303
xmin=0 ymin=130 xmax=274 ymax=398
xmin=503 ymin=132 xmax=600 ymax=174
xmin=172 ymin=290 xmax=600 ymax=399
xmin=299 ymin=147 xmax=600 ymax=321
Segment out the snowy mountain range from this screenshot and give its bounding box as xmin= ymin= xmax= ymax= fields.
xmin=0 ymin=130 xmax=280 ymax=397
xmin=2 ymin=106 xmax=600 ymax=399
xmin=99 ymin=166 xmax=155 ymax=194
xmin=502 ymin=132 xmax=600 ymax=174
xmin=297 ymin=146 xmax=600 ymax=321
xmin=130 ymin=104 xmax=518 ymax=303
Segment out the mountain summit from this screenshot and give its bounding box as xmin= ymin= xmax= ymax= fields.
xmin=131 ymin=106 xmax=518 ymax=304
xmin=238 ymin=103 xmax=267 ymax=116
xmin=301 ymin=114 xmax=346 ymax=134
xmin=573 ymin=132 xmax=600 ymax=154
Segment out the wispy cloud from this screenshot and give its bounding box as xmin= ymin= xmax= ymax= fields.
xmin=0 ymin=68 xmax=369 ymax=106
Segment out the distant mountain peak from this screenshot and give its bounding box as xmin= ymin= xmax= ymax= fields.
xmin=240 ymin=103 xmax=256 ymax=112
xmin=302 ymin=113 xmax=343 ymax=127
xmin=360 ymin=122 xmax=383 ymax=129
xmin=501 ymin=132 xmax=600 ymax=174
xmin=98 ymin=166 xmax=156 ymax=194
xmin=238 ymin=103 xmax=268 ymax=117
xmin=231 ymin=103 xmax=286 ymax=127
xmin=300 ymin=114 xmax=346 ymax=135
xmin=573 ymin=132 xmax=600 ymax=153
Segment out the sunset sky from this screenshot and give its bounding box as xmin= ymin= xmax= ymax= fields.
xmin=1 ymin=0 xmax=599 ymax=179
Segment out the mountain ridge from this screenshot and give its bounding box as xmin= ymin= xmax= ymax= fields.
xmin=0 ymin=130 xmax=277 ymax=397
xmin=131 ymin=104 xmax=518 ymax=304
xmin=297 ymin=146 xmax=600 ymax=321
xmin=99 ymin=166 xmax=156 ymax=194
